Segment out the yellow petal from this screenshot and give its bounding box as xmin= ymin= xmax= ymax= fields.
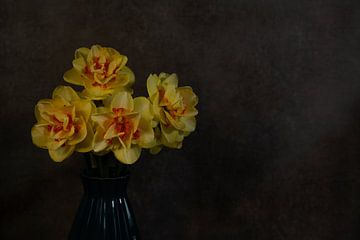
xmin=93 ymin=129 xmax=109 ymax=152
xmin=36 ymin=99 xmax=53 ymax=120
xmin=74 ymin=99 xmax=93 ymax=121
xmin=48 ymin=145 xmax=75 ymax=162
xmin=107 ymin=59 xmax=120 ymax=76
xmin=81 ymin=81 xmax=113 ymax=100
xmin=107 ymin=47 xmax=122 ymax=58
xmin=104 ymin=123 xmax=118 ymax=139
xmin=47 ymin=138 xmax=67 ymax=150
xmin=150 ymin=94 xmax=166 ymax=124
xmin=91 ymin=113 xmax=113 ymax=130
xmin=53 ymin=127 xmax=73 ymax=140
xmin=89 ymin=45 xmax=103 ymax=57
xmin=136 ymin=119 xmax=155 ymax=148
xmin=133 ymin=97 xmax=153 ymax=121
xmin=161 ymin=131 xmax=182 ymax=149
xmin=117 ymin=54 xmax=128 ymax=70
xmin=31 ymin=125 xmax=49 ymax=149
xmin=113 ymin=145 xmax=141 ymax=164
xmin=177 ymin=86 xmax=199 ymax=116
xmin=127 ymin=112 xmax=141 ymax=134
xmin=63 ymin=68 xmax=84 ymax=86
xmin=113 ymin=66 xmax=135 ymax=88
xmin=160 ymin=86 xmax=178 ymax=106
xmin=160 ymin=123 xmax=184 ymax=144
xmin=164 ymin=111 xmax=185 ymax=130
xmin=102 ymin=95 xmax=112 ymax=108
xmin=45 ymin=106 xmax=73 ymax=126
xmin=177 ymin=86 xmax=198 ymax=106
xmin=96 ymin=106 xmax=110 ymax=114
xmin=181 ymin=106 xmax=198 ymax=117
xmin=149 ymin=145 xmax=162 ymax=154
xmin=159 ymin=72 xmax=170 ymax=80
xmin=51 ymin=97 xmax=70 ymax=108
xmin=75 ymin=47 xmax=90 ymax=59
xmin=52 ymin=86 xmax=80 ymax=102
xmin=162 ymin=73 xmax=178 ymax=88
xmin=34 ymin=105 xmax=46 ymax=124
xmin=76 ymin=122 xmax=94 ymax=152
xmin=111 ymin=91 xmax=134 ymax=111
xmin=72 ymin=57 xmax=86 ymax=72
xmin=68 ymin=117 xmax=87 ymax=145
xmin=180 ymin=116 xmax=196 ymax=132
xmin=146 ymin=74 xmax=160 ymax=98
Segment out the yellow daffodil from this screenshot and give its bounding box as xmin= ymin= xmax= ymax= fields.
xmin=147 ymin=73 xmax=198 ymax=150
xmin=31 ymin=86 xmax=95 ymax=162
xmin=63 ymin=45 xmax=135 ymax=100
xmin=91 ymin=91 xmax=155 ymax=164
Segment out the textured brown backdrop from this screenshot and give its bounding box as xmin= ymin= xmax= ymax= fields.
xmin=1 ymin=0 xmax=360 ymax=239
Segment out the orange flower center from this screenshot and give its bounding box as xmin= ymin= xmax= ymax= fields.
xmin=158 ymin=87 xmax=186 ymax=119
xmin=47 ymin=114 xmax=79 ymax=134
xmin=111 ymin=108 xmax=139 ymax=141
xmin=84 ymin=57 xmax=117 ymax=89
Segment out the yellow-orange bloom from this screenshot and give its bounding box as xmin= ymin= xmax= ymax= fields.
xmin=63 ymin=45 xmax=134 ymax=100
xmin=91 ymin=91 xmax=155 ymax=164
xmin=31 ymin=86 xmax=95 ymax=162
xmin=147 ymin=73 xmax=198 ymax=150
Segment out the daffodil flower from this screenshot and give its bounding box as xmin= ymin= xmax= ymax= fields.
xmin=91 ymin=91 xmax=155 ymax=164
xmin=147 ymin=73 xmax=198 ymax=150
xmin=63 ymin=45 xmax=135 ymax=100
xmin=31 ymin=86 xmax=95 ymax=162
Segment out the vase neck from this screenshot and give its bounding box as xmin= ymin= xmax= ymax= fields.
xmin=81 ymin=174 xmax=129 ymax=197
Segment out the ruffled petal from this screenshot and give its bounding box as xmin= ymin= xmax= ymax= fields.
xmin=133 ymin=97 xmax=153 ymax=121
xmin=48 ymin=145 xmax=75 ymax=162
xmin=82 ymin=81 xmax=113 ymax=100
xmin=104 ymin=123 xmax=118 ymax=139
xmin=68 ymin=117 xmax=87 ymax=145
xmin=74 ymin=99 xmax=93 ymax=121
xmin=164 ymin=86 xmax=180 ymax=106
xmin=164 ymin=111 xmax=185 ymax=130
xmin=93 ymin=129 xmax=109 ymax=152
xmin=52 ymin=86 xmax=80 ymax=102
xmin=160 ymin=123 xmax=184 ymax=144
xmin=136 ymin=119 xmax=155 ymax=148
xmin=146 ymin=74 xmax=160 ymax=98
xmin=180 ymin=116 xmax=196 ymax=132
xmin=162 ymin=73 xmax=178 ymax=88
xmin=91 ymin=113 xmax=113 ymax=130
xmin=47 ymin=138 xmax=67 ymax=150
xmin=72 ymin=57 xmax=86 ymax=72
xmin=177 ymin=86 xmax=198 ymax=106
xmin=113 ymin=145 xmax=141 ymax=164
xmin=75 ymin=47 xmax=90 ymax=59
xmin=63 ymin=68 xmax=84 ymax=86
xmin=111 ymin=91 xmax=134 ymax=111
xmin=31 ymin=125 xmax=49 ymax=149
xmin=34 ymin=105 xmax=46 ymax=124
xmin=161 ymin=131 xmax=182 ymax=149
xmin=76 ymin=121 xmax=94 ymax=152
xmin=149 ymin=145 xmax=162 ymax=154
xmin=112 ymin=66 xmax=135 ymax=88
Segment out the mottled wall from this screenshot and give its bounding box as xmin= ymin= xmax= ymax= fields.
xmin=1 ymin=0 xmax=360 ymax=239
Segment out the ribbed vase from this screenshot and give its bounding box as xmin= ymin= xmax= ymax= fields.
xmin=68 ymin=173 xmax=140 ymax=240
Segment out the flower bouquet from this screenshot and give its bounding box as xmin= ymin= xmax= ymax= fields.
xmin=31 ymin=45 xmax=198 ymax=239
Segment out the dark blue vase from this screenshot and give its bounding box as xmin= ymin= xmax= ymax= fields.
xmin=68 ymin=173 xmax=140 ymax=240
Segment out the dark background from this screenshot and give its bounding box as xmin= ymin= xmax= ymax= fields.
xmin=1 ymin=0 xmax=360 ymax=239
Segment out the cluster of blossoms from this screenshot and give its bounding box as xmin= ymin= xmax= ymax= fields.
xmin=31 ymin=45 xmax=198 ymax=164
